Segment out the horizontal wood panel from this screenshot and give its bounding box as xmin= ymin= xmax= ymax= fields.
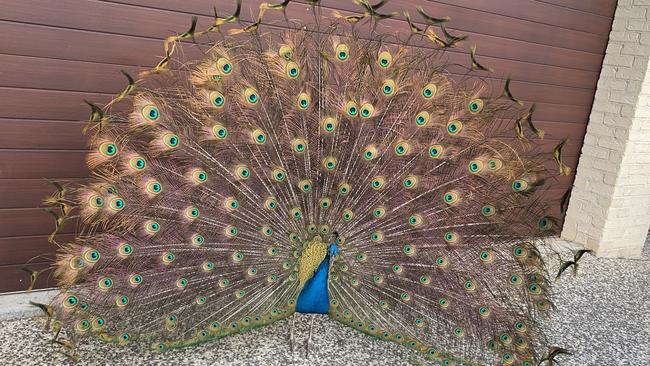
xmin=0 ymin=179 xmax=86 ymax=209
xmin=0 ymin=150 xmax=90 ymax=179
xmin=0 ymin=208 xmax=78 ymax=237
xmin=0 ymin=234 xmax=65 ymax=266
xmin=534 ymin=0 xmax=617 ymax=18
xmin=0 ymin=119 xmax=87 ymax=150
xmin=0 ymin=262 xmax=56 ymax=292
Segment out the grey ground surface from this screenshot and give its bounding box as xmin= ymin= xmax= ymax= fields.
xmin=1 ymin=239 xmax=648 ymax=366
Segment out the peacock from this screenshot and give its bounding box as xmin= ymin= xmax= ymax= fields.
xmin=37 ymin=1 xmax=576 ymax=365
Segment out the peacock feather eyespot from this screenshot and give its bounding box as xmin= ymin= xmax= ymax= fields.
xmin=342 ymin=208 xmax=354 ymax=221
xmin=145 ymin=179 xmax=162 ymax=195
xmin=162 ymin=251 xmax=175 ymax=265
xmin=419 ymin=275 xmax=430 ymax=285
xmin=508 ymin=274 xmax=522 ymax=286
xmin=247 ymin=267 xmax=258 ymax=276
xmin=271 ymin=167 xmax=287 ymax=182
xmin=223 ymin=197 xmax=239 ymax=211
xmin=481 ymin=204 xmax=497 ymax=217
xmin=382 ymin=79 xmax=396 ymax=96
xmin=400 ymin=292 xmax=411 ymax=302
xmin=285 ymin=61 xmax=300 ymax=79
xmin=403 ymin=175 xmax=418 ymax=189
xmin=377 ymin=50 xmax=392 ymax=68
xmin=260 ymin=226 xmax=273 ymax=237
xmin=513 ymin=245 xmax=527 ymax=258
xmin=99 ymin=141 xmax=118 ymax=158
xmin=292 ymin=138 xmax=307 ymax=153
xmin=116 ymin=294 xmax=129 ymax=307
xmin=63 ymin=295 xmax=79 ymax=309
xmin=478 ymin=306 xmax=491 ymax=317
xmin=468 ymin=159 xmax=484 ymax=174
xmin=403 ymin=244 xmax=415 ymax=256
xmin=479 ymin=250 xmax=493 ymax=263
xmin=444 ymin=231 xmax=459 ymax=243
xmin=209 ymin=91 xmax=225 ymax=108
xmin=243 ymin=88 xmax=259 ymax=105
xmin=538 ymin=217 xmax=552 ymax=231
xmin=201 ymin=260 xmax=215 ymax=272
xmin=322 ymin=156 xmax=338 ymax=171
xmin=335 ymin=43 xmax=349 ymax=61
xmin=234 ymin=165 xmax=251 ymax=180
xmin=92 ymin=317 xmax=106 ymax=330
xmin=191 ymin=233 xmax=204 ymax=246
xmin=264 ymin=196 xmax=278 ymax=210
xmin=443 ymin=191 xmax=459 ymax=204
xmin=435 ymin=256 xmax=448 ymax=268
xmin=453 ymin=327 xmax=464 ymax=337
xmin=297 ymin=93 xmax=311 ymax=110
xmin=514 ymin=321 xmax=527 ymax=333
xmin=487 ymin=158 xmax=503 ymax=171
xmin=98 ymin=276 xmax=113 ymax=290
xmin=74 ymin=319 xmax=89 ymax=333
xmin=464 ymin=279 xmax=476 ymax=292
xmin=290 ymin=207 xmax=302 ymax=219
xmin=289 ymin=232 xmax=300 ymax=242
xmin=447 ymin=120 xmax=463 ymax=135
xmin=350 ymin=278 xmax=360 ymax=287
xmin=191 ymin=169 xmax=208 ymax=184
xmin=219 ymin=278 xmax=230 ymax=288
xmin=502 ymin=354 xmax=514 ymax=365
xmin=69 ymin=256 xmax=85 ymax=270
xmin=217 ymin=57 xmax=233 ymax=75
xmin=371 ymin=230 xmax=384 ymax=243
xmin=500 ymin=333 xmax=512 ymax=344
xmin=162 ymin=133 xmax=180 ymax=148
xmin=320 ymin=224 xmax=330 ymax=235
xmin=129 ymin=274 xmax=142 ymax=286
xmin=422 ymin=83 xmax=437 ymax=100
xmin=394 ymin=141 xmax=410 ymax=156
xmin=251 ymin=128 xmax=267 ymax=144
xmin=118 ymin=242 xmax=133 ymax=257
xmin=108 ymin=197 xmax=125 ymax=212
xmin=371 ymin=176 xmax=385 ymax=190
xmin=392 ymin=263 xmax=402 ymax=274
xmin=89 ymin=195 xmax=104 ymax=208
xmin=338 ymin=182 xmax=351 ymax=196
xmin=225 ymin=225 xmax=238 ymax=237
xmin=373 ymin=274 xmax=383 ymax=284
xmin=145 ymin=220 xmax=160 ymax=235
xmin=232 ymin=251 xmax=244 ymax=263
xmin=299 ymin=179 xmax=312 ymax=193
xmin=360 ymin=103 xmax=374 ymax=118
xmin=129 ymin=156 xmax=147 ymax=172
xmin=235 ymin=289 xmax=246 ymax=299
xmin=408 ymin=214 xmax=423 ymax=227
xmin=196 ymin=296 xmax=207 ymax=306
xmin=84 ymin=249 xmax=100 ymax=263
xmin=176 ymin=278 xmax=189 ymax=289
xmin=438 ymin=298 xmax=449 ymax=308
xmin=362 ymin=145 xmax=378 ymax=161
xmin=528 ymin=283 xmax=542 ymax=295
xmin=378 ymin=300 xmax=389 ymax=309
xmin=468 ymin=98 xmax=484 ymax=114
xmin=321 ymin=117 xmax=338 ymax=133
xmin=512 ymin=179 xmax=529 ymax=192
xmin=373 ymin=206 xmax=386 ymax=219
xmin=319 ymin=197 xmax=331 ymax=209
xmin=279 ymin=44 xmax=293 ymax=60
xmin=142 ymin=104 xmax=159 ymax=121
xmin=428 ymin=144 xmax=444 ymax=158
xmin=356 ymin=252 xmax=367 ymax=262
xmin=415 ymin=111 xmax=430 ymax=127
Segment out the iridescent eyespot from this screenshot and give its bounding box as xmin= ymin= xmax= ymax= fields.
xmin=217 ymin=58 xmax=233 ymax=75
xmin=212 ymin=124 xmax=228 ymax=139
xmin=356 ymin=252 xmax=367 ymax=261
xmin=338 ymin=182 xmax=351 ymax=196
xmin=392 ymin=264 xmax=402 ymax=273
xmin=235 ymin=165 xmax=251 ymax=180
xmin=233 ymin=252 xmax=244 ymax=262
xmin=98 ymin=276 xmax=113 ymax=290
xmin=513 ymin=245 xmax=527 ymax=258
xmin=89 ymin=195 xmax=104 ymax=208
xmin=480 ymin=251 xmax=493 ymax=262
xmin=360 ymin=103 xmax=374 ymax=118
xmin=415 ymin=111 xmax=430 ymax=127
xmin=118 ymin=242 xmax=133 ymax=257
xmin=509 ymin=274 xmax=522 ymax=286
xmin=373 ymin=206 xmax=386 ymax=219
xmin=370 ymin=231 xmax=383 ymax=243
xmin=435 ymin=256 xmax=448 ymax=268
xmin=447 ymin=120 xmax=463 ymax=135
xmin=345 ymin=101 xmax=358 ymax=117
xmin=444 ymin=231 xmax=458 ymax=243
xmin=209 ymin=91 xmax=225 ymax=108
xmin=279 ymin=45 xmax=293 ymax=60
xmin=538 ymin=217 xmax=552 ymax=231
xmin=116 ymin=294 xmax=129 ymax=307
xmin=429 ymin=144 xmax=444 ymax=158
xmin=291 ymin=138 xmax=307 ymax=153
xmin=99 ymin=142 xmax=118 ymax=157
xmin=468 ymin=159 xmax=484 ymax=173
xmin=108 ymin=197 xmax=125 ymax=211
xmin=478 ymin=306 xmax=491 ymax=317
xmin=84 ymin=249 xmax=100 ymax=263
xmin=225 ymin=225 xmax=238 ymax=237
xmin=403 ymin=244 xmax=415 ymax=255
xmin=297 ymin=93 xmax=310 ymax=110
xmin=319 ymin=197 xmax=331 ymax=209
xmin=403 ymin=175 xmax=418 ymax=189
xmin=299 ymin=179 xmax=312 ymax=193
xmin=196 ymin=296 xmax=207 ymax=305
xmin=408 ymin=214 xmax=422 ymax=227
xmin=271 ymin=167 xmax=286 ymax=182
xmin=512 ymin=179 xmax=528 ymax=192
xmin=420 ymin=275 xmax=430 ymax=285
xmin=261 ymin=226 xmax=273 ymax=236
xmin=264 ymin=197 xmax=278 ymax=210
xmin=514 ymin=321 xmax=527 ymax=332
xmin=191 ymin=169 xmax=207 ymax=184
xmin=422 ymin=83 xmax=437 ymax=99
xmin=400 ymin=292 xmax=411 ymax=302
xmin=382 ymin=79 xmax=396 ymax=96
xmin=92 ymin=317 xmax=106 ymax=330
xmin=202 ymin=260 xmax=215 ymax=271
xmin=464 ymin=279 xmax=476 ymax=292
xmin=129 ymin=156 xmax=146 ymax=171
xmin=244 ymin=88 xmax=259 ymax=105
xmin=129 ymin=274 xmax=142 ymax=286
xmin=63 ymin=295 xmax=79 ymax=309
xmin=377 ymin=51 xmax=392 ymax=68
xmin=335 ymin=43 xmax=349 ymax=61
xmin=286 ymin=61 xmax=300 ymax=78
xmin=223 ymin=197 xmax=238 ymax=211
xmin=487 ymin=158 xmax=503 ymax=171
xmin=162 ymin=133 xmax=180 ymax=148
xmin=342 ymin=209 xmax=354 ymax=221
xmin=482 ymin=204 xmax=496 ymax=217
xmin=468 ymin=98 xmax=484 ymax=114
xmin=321 ymin=117 xmax=337 ymax=133
xmin=443 ymin=191 xmax=459 ymax=204
xmin=362 ymin=145 xmax=378 ymax=160
xmin=145 ymin=220 xmax=160 ymax=235
xmin=247 ymin=267 xmax=258 ymax=276
xmin=290 ymin=207 xmax=302 ymax=219
xmin=161 ymin=251 xmax=175 ymax=264
xmin=145 ymin=180 xmax=162 ymax=195
xmin=371 ymin=176 xmax=385 ymax=190
xmin=191 ymin=233 xmax=204 ymax=246
xmin=142 ymin=105 xmax=160 ymax=121
xmin=373 ymin=274 xmax=384 ymax=284
xmin=176 ymin=278 xmax=188 ymax=288
xmin=394 ymin=141 xmax=410 ymax=156
xmin=322 ymin=156 xmax=337 ymax=171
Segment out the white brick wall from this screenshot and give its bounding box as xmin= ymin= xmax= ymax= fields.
xmin=562 ymin=0 xmax=650 ymax=258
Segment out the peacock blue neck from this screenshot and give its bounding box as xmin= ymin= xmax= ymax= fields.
xmin=295 ymin=243 xmax=338 ymax=314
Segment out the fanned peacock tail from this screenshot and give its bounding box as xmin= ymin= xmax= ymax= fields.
xmin=42 ymin=1 xmax=572 ymax=365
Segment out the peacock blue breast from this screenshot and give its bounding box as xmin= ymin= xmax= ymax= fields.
xmin=296 ymin=243 xmax=338 ymax=314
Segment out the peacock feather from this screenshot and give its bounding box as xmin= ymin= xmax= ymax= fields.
xmin=41 ymin=1 xmax=573 ymax=365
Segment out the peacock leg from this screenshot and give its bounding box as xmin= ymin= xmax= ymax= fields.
xmin=305 ymin=314 xmax=316 ymax=358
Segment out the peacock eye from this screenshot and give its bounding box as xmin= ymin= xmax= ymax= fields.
xmin=468 ymin=159 xmax=484 ymax=173
xmin=290 ymin=207 xmax=302 ymax=219
xmin=292 ymin=138 xmax=307 ymax=153
xmin=428 ymin=144 xmax=444 ymax=158
xmin=403 ymin=175 xmax=418 ymax=189
xmin=482 ymin=204 xmax=496 ymax=217
xmin=373 ymin=206 xmax=385 ymax=219
xmin=89 ymin=195 xmax=104 ymax=208
xmin=272 ymin=167 xmax=287 ymax=182
xmin=99 ymin=142 xmax=118 ymax=157
xmin=212 ymin=124 xmax=228 ymax=139
xmin=342 ymin=208 xmax=354 ymax=221
xmin=225 ymin=225 xmax=238 ymax=237
xmin=371 ymin=176 xmax=385 ymax=190
xmin=162 ymin=133 xmax=179 ymax=148
xmin=338 ymin=182 xmax=351 ymax=196
xmin=264 ymin=197 xmax=277 ymax=210
xmin=360 ymin=103 xmax=374 ymax=118
xmin=394 ymin=141 xmax=410 ymax=156
xmin=235 ymin=165 xmax=250 ymax=180
xmin=321 ymin=117 xmax=337 ymax=133
xmin=415 ymin=111 xmax=430 ymax=127
xmin=129 ymin=274 xmax=142 ymax=286
xmin=382 ymin=79 xmax=396 ymax=96
xmin=118 ymin=243 xmax=133 ymax=257
xmin=251 ymin=128 xmax=267 ymax=144
xmin=444 ymin=191 xmax=459 ymax=204
xmin=146 ymin=180 xmax=162 ymax=195
xmin=63 ymin=295 xmax=79 ymax=308
xmin=142 ymin=105 xmax=160 ymax=121
xmin=286 ymin=61 xmax=300 ymax=78
xmin=299 ymin=179 xmax=312 ymax=193
xmin=279 ymin=45 xmax=293 ymax=60
xmin=335 ymin=44 xmax=349 ymax=61
xmin=512 ymin=179 xmax=528 ymax=192
xmin=468 ymin=98 xmax=484 ymax=114
xmin=377 ymin=51 xmax=392 ymax=68
xmin=362 ymin=145 xmax=378 ymax=160
xmin=209 ymin=91 xmax=225 ymax=108
xmin=108 ymin=197 xmax=125 ymax=211
xmin=129 ymin=156 xmax=146 ymax=171
xmin=447 ymin=120 xmax=463 ymax=135
xmin=145 ymin=220 xmax=160 ymax=235
xmin=244 ymin=88 xmax=259 ymax=105
xmin=322 ymin=156 xmax=337 ymax=171
xmin=422 ymin=83 xmax=437 ymax=99
xmin=345 ymin=101 xmax=358 ymax=116
xmin=297 ymin=93 xmax=310 ymax=110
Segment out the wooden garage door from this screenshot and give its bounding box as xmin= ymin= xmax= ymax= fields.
xmin=0 ymin=0 xmax=616 ymax=292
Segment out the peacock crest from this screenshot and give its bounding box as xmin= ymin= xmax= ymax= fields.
xmin=39 ymin=1 xmax=574 ymax=365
